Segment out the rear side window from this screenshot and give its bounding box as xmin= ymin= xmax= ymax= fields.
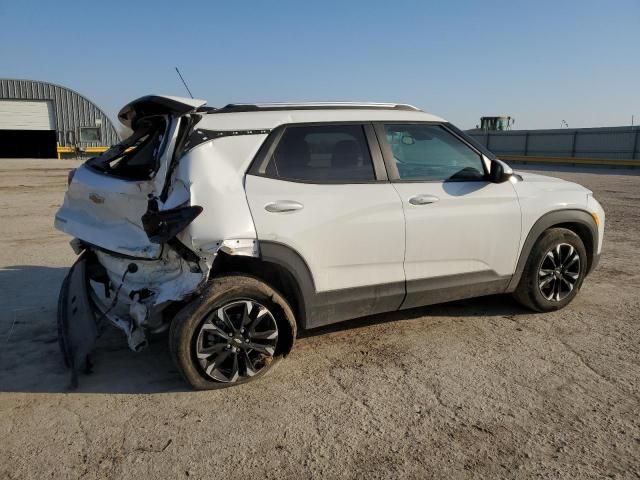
xmin=384 ymin=124 xmax=485 ymax=181
xmin=265 ymin=124 xmax=376 ymax=182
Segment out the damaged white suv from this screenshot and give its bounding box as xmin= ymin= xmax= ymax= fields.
xmin=55 ymin=96 xmax=605 ymax=389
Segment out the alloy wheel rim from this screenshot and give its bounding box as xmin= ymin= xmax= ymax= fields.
xmin=538 ymin=243 xmax=581 ymax=302
xmin=195 ymin=300 xmax=278 ymax=383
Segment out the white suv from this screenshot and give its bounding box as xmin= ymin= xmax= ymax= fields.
xmin=55 ymin=96 xmax=605 ymax=389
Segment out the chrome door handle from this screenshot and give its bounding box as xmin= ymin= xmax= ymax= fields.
xmin=408 ymin=194 xmax=440 ymax=206
xmin=264 ymin=200 xmax=304 ymax=213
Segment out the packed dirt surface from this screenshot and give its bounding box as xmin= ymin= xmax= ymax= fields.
xmin=0 ymin=159 xmax=638 ymax=479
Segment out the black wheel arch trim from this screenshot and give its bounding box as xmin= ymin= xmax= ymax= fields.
xmin=507 ymin=209 xmax=599 ymax=292
xmin=258 ymin=241 xmax=316 ymax=329
xmin=258 ymin=241 xmax=405 ymax=330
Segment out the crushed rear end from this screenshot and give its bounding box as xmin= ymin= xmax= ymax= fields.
xmin=55 ymin=95 xmax=219 ymax=383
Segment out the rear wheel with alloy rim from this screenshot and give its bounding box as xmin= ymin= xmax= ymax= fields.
xmin=513 ymin=228 xmax=587 ymax=312
xmin=170 ymin=274 xmax=296 ymax=390
xmin=196 ymin=300 xmax=279 ymax=383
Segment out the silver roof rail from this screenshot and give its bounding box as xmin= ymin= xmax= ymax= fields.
xmin=212 ymin=102 xmax=422 ymax=113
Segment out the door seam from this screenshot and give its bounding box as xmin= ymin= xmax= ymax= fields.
xmin=390 ymin=182 xmax=409 ymax=310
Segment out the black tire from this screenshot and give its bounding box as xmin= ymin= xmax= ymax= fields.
xmin=513 ymin=228 xmax=587 ymax=312
xmin=169 ymin=274 xmax=297 ymax=390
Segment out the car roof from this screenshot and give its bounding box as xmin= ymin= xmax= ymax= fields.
xmin=195 ymin=102 xmax=447 ymax=131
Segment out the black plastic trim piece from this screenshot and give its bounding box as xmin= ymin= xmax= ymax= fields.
xmin=259 ymin=242 xmax=525 ymax=329
xmin=259 ymin=241 xmax=315 ymax=328
xmin=505 ymin=209 xmax=599 ymax=292
xmin=311 ymin=282 xmax=406 ymax=329
xmin=58 ymin=253 xmax=100 ymax=388
xmin=141 ymin=202 xmax=203 ymax=244
xmin=402 ymin=272 xmax=510 ymax=310
xmin=182 ymin=127 xmax=272 ymax=155
xmin=259 ymin=241 xmax=405 ymax=329
xmin=364 ymin=123 xmax=388 ymax=181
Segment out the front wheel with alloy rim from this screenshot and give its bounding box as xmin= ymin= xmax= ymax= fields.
xmin=513 ymin=228 xmax=588 ymax=312
xmin=170 ymin=274 xmax=297 ymax=390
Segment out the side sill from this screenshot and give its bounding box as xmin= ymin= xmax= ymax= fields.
xmin=308 ymin=282 xmax=406 ymax=329
xmin=401 ymin=272 xmax=511 ymax=311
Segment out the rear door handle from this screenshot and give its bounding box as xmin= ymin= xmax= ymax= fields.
xmin=408 ymin=194 xmax=440 ymax=206
xmin=264 ymin=200 xmax=304 ymax=213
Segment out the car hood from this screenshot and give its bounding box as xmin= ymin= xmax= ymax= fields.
xmin=514 ymin=171 xmax=592 ymax=194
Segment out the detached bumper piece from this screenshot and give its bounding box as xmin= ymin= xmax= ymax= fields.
xmin=57 ymin=253 xmax=100 ymax=389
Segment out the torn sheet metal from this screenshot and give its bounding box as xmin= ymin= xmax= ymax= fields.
xmin=94 ymin=248 xmax=204 ymax=306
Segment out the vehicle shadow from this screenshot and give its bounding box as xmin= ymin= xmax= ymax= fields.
xmin=0 ymin=264 xmax=529 ymax=394
xmin=298 ymin=293 xmax=530 ymax=340
xmin=0 ymin=265 xmax=188 ymax=395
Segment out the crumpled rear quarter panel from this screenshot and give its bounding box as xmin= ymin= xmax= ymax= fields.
xmin=175 ymin=135 xmax=266 ymax=253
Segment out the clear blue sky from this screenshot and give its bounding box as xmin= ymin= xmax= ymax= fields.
xmin=1 ymin=0 xmax=638 ymax=129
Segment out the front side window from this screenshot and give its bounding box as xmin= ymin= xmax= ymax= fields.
xmin=384 ymin=124 xmax=485 ymax=181
xmin=265 ymin=124 xmax=376 ymax=182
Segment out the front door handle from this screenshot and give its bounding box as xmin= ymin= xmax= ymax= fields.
xmin=408 ymin=194 xmax=440 ymax=206
xmin=264 ymin=200 xmax=304 ymax=213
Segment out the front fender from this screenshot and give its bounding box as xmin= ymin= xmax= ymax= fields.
xmin=506 ymin=209 xmax=599 ymax=292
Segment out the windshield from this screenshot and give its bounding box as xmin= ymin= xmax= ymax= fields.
xmin=86 ymin=116 xmax=167 ymax=180
xmin=496 ymin=118 xmax=509 ymax=130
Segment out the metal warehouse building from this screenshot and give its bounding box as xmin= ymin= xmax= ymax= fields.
xmin=0 ymin=78 xmax=119 ymax=158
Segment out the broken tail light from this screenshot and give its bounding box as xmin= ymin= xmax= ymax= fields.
xmin=141 ymin=203 xmax=203 ymax=244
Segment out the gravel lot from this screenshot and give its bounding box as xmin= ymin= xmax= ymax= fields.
xmin=0 ymin=159 xmax=638 ymax=479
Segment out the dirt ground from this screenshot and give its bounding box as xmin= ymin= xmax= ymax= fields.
xmin=0 ymin=159 xmax=638 ymax=479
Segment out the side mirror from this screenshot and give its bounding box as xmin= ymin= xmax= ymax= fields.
xmin=489 ymin=159 xmax=513 ymax=183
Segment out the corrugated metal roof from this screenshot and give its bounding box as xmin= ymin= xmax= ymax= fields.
xmin=0 ymin=78 xmax=119 ymax=147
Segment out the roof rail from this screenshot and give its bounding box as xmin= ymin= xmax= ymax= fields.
xmin=211 ymin=102 xmax=422 ymax=113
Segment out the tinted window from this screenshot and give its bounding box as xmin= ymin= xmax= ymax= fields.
xmin=266 ymin=124 xmax=376 ymax=182
xmin=384 ymin=124 xmax=485 ymax=181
